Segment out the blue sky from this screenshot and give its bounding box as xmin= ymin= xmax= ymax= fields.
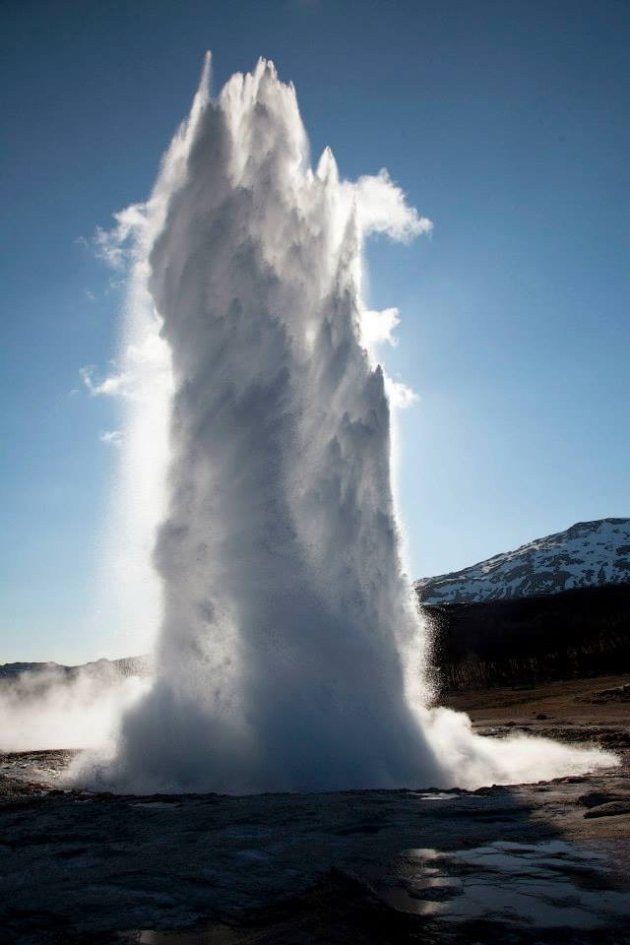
xmin=2 ymin=0 xmax=629 ymax=663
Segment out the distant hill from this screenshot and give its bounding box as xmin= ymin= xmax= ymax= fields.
xmin=417 ymin=518 xmax=630 ymax=605
xmin=417 ymin=519 xmax=630 ymax=691
xmin=0 ymin=656 xmax=150 ymax=682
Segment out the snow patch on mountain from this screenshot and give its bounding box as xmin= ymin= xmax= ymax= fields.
xmin=417 ymin=518 xmax=630 ymax=605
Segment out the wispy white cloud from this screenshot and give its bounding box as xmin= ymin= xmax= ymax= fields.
xmin=352 ymin=169 xmax=432 ymax=242
xmin=80 ymin=365 xmax=129 ymax=398
xmin=361 ymin=306 xmax=401 ymax=347
xmin=79 ymin=327 xmax=172 ymax=411
xmin=100 ymin=430 xmax=124 ymax=447
xmin=93 ymin=203 xmax=147 ymax=270
xmin=385 ymin=377 xmax=419 ymax=409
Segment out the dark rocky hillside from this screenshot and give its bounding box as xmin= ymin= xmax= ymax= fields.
xmin=422 ymin=582 xmax=630 ymax=691
xmin=418 ymin=521 xmax=630 ymax=691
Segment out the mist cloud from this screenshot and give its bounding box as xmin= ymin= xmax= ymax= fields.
xmin=0 ymin=664 xmax=149 ymax=753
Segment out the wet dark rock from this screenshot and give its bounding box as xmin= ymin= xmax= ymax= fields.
xmin=1 ymin=748 xmax=628 ymax=945
xmin=578 ymin=792 xmax=623 ymax=809
xmin=583 ymin=801 xmax=630 ymax=819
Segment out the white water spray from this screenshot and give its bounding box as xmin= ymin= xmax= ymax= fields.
xmin=78 ymin=57 xmax=615 ymax=793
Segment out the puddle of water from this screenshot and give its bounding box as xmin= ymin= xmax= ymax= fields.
xmin=130 ymin=802 xmax=182 ymax=810
xmin=385 ymin=840 xmax=630 ymax=930
xmin=130 ymin=927 xmax=238 ymax=945
xmin=410 ymin=792 xmax=454 ymax=802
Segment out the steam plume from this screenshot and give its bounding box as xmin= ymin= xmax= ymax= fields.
xmin=77 ymin=57 xmax=615 ymax=793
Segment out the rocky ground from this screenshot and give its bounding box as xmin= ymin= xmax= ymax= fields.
xmin=1 ymin=675 xmax=628 ymax=945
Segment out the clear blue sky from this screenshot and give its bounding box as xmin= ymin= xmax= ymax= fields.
xmin=2 ymin=0 xmax=628 ymax=663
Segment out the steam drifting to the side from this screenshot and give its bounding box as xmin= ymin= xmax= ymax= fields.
xmin=78 ymin=57 xmax=615 ymax=793
xmin=0 ymin=664 xmax=149 ymax=753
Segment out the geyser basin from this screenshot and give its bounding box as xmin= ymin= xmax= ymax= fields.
xmin=3 ymin=769 xmax=629 ymax=943
xmin=76 ymin=56 xmax=616 ymax=794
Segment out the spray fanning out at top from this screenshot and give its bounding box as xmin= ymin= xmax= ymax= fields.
xmin=80 ymin=56 xmax=615 ymax=793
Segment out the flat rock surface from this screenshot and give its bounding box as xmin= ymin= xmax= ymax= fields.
xmin=444 ymin=673 xmax=630 ymax=747
xmin=1 ymin=676 xmax=628 ymax=944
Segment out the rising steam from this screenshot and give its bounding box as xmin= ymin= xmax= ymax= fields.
xmin=74 ymin=57 xmax=615 ymax=793
xmin=0 ymin=663 xmax=149 ymax=753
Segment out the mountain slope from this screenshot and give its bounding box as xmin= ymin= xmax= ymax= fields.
xmin=0 ymin=656 xmax=150 ymax=681
xmin=417 ymin=518 xmax=630 ymax=605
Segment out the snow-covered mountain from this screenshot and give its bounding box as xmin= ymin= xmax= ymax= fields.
xmin=417 ymin=518 xmax=630 ymax=605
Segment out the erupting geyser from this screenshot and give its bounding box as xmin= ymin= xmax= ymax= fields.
xmin=79 ymin=56 xmax=616 ymax=793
